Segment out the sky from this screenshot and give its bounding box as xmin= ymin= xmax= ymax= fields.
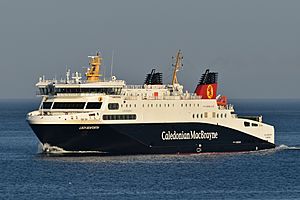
xmin=0 ymin=0 xmax=299 ymax=99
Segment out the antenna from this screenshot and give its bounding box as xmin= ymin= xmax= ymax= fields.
xmin=66 ymin=68 xmax=70 ymax=84
xmin=110 ymin=50 xmax=114 ymax=80
xmin=172 ymin=50 xmax=183 ymax=85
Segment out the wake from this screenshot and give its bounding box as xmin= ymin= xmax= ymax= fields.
xmin=37 ymin=143 xmax=105 ymax=155
xmin=275 ymin=144 xmax=300 ymax=151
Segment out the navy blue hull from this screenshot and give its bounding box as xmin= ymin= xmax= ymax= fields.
xmin=29 ymin=123 xmax=275 ymax=155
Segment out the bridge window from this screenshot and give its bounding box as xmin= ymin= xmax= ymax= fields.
xmin=42 ymin=102 xmax=52 ymax=109
xmin=86 ymin=102 xmax=102 ymax=109
xmin=55 ymin=87 xmax=122 ymax=95
xmin=52 ymin=102 xmax=85 ymax=109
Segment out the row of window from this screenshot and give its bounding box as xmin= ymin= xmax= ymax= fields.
xmin=39 ymin=87 xmax=122 ymax=95
xmin=142 ymin=103 xmax=174 ymax=108
xmin=86 ymin=102 xmax=102 ymax=109
xmin=42 ymin=102 xmax=102 ymax=109
xmin=102 ymin=114 xmax=137 ymax=120
xmin=182 ymin=103 xmax=201 ymax=107
xmin=55 ymin=88 xmax=122 ymax=95
xmin=52 ymin=102 xmax=86 ymax=109
xmin=140 ymin=103 xmax=207 ymax=108
xmin=121 ymin=104 xmax=137 ymax=108
xmin=192 ymin=112 xmax=227 ymax=119
xmin=42 ymin=102 xmax=127 ymax=110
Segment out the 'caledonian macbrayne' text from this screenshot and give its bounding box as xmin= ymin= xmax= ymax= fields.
xmin=161 ymin=130 xmax=218 ymax=141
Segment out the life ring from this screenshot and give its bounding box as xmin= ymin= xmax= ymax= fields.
xmin=196 ymin=148 xmax=202 ymax=153
xmin=98 ymin=97 xmax=102 ymax=102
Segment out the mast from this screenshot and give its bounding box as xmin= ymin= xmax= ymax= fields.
xmin=86 ymin=52 xmax=102 ymax=82
xmin=172 ymin=50 xmax=183 ymax=85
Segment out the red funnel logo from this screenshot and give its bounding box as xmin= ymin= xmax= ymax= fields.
xmin=207 ymin=85 xmax=214 ymax=99
xmin=195 ymin=83 xmax=218 ymax=99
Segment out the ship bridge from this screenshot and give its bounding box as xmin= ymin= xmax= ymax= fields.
xmin=36 ymin=79 xmax=125 ymax=96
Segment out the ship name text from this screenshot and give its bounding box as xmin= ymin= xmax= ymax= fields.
xmin=79 ymin=126 xmax=100 ymax=130
xmin=161 ymin=130 xmax=218 ymax=141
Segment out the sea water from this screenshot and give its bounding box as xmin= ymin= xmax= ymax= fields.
xmin=0 ymin=99 xmax=299 ymax=199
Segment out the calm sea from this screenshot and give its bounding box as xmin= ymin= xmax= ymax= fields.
xmin=0 ymin=99 xmax=299 ymax=200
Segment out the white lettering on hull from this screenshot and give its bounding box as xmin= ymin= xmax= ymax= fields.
xmin=79 ymin=126 xmax=100 ymax=130
xmin=161 ymin=130 xmax=218 ymax=141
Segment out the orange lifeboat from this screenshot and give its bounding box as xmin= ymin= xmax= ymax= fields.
xmin=217 ymin=96 xmax=227 ymax=106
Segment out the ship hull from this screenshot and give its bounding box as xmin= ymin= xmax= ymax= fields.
xmin=29 ymin=123 xmax=275 ymax=155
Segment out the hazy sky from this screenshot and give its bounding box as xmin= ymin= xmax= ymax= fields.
xmin=0 ymin=0 xmax=299 ymax=99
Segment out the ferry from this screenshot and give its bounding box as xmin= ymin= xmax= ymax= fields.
xmin=27 ymin=51 xmax=275 ymax=155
